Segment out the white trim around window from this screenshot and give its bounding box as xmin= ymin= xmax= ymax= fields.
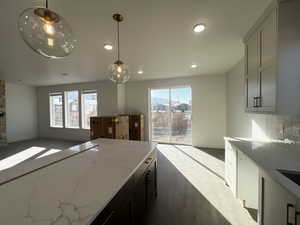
xmin=49 ymin=90 xmax=98 ymax=130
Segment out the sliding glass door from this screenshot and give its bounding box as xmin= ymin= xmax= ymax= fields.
xmin=150 ymin=87 xmax=192 ymax=145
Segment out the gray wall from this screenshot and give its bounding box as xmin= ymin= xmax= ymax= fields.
xmin=125 ymin=75 xmax=227 ymax=149
xmin=37 ymin=81 xmax=119 ymax=141
xmin=6 ymin=82 xmax=38 ymax=143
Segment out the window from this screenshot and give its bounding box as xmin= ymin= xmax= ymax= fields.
xmin=65 ymin=90 xmax=79 ymax=128
xmin=49 ymin=93 xmax=63 ymax=128
xmin=49 ymin=90 xmax=98 ymax=129
xmin=81 ymin=90 xmax=98 ymax=129
xmin=150 ymin=87 xmax=192 ymax=145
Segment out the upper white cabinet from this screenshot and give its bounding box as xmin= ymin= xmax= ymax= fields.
xmin=244 ymin=0 xmax=300 ymax=115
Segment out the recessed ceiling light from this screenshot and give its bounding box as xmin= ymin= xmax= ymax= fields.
xmin=191 ymin=64 xmax=198 ymax=68
xmin=193 ymin=24 xmax=206 ymax=33
xmin=137 ymin=70 xmax=144 ymax=74
xmin=104 ymin=43 xmax=113 ymax=50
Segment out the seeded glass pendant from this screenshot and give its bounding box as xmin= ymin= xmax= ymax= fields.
xmin=108 ymin=14 xmax=130 ymax=84
xmin=18 ymin=0 xmax=76 ymax=59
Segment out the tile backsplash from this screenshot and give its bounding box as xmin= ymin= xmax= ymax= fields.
xmin=0 ymin=80 xmax=6 ymax=145
xmin=259 ymin=115 xmax=300 ymax=142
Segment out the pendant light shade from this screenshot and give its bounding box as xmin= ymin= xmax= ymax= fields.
xmin=18 ymin=1 xmax=76 ymax=59
xmin=108 ymin=14 xmax=130 ymax=84
xmin=108 ymin=60 xmax=130 ymax=84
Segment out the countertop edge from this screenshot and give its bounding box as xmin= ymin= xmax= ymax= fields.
xmin=86 ymin=142 xmax=158 ymax=225
xmin=224 ymin=137 xmax=300 ymax=200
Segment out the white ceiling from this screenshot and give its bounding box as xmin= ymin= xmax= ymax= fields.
xmin=0 ymin=0 xmax=271 ymax=86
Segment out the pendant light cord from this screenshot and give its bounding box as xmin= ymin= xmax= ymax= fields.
xmin=46 ymin=0 xmax=48 ymax=8
xmin=117 ymin=20 xmax=120 ymax=61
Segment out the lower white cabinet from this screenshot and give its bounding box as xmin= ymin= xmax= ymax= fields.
xmin=225 ymin=141 xmax=237 ymax=196
xmin=259 ymin=169 xmax=297 ymax=225
xmin=237 ymin=150 xmax=259 ymax=210
xmin=225 ymin=141 xmax=300 ymax=225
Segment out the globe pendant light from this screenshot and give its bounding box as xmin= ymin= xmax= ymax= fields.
xmin=18 ymin=0 xmax=76 ymax=59
xmin=108 ymin=14 xmax=130 ymax=84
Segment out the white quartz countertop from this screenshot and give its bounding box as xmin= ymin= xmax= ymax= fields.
xmin=0 ymin=141 xmax=98 ymax=186
xmin=225 ymin=137 xmax=300 ymax=199
xmin=0 ymin=138 xmax=157 ymax=225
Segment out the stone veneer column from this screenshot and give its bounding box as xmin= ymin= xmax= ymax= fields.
xmin=0 ymin=80 xmax=6 ymax=145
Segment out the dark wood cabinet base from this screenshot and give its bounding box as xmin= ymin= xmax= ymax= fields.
xmin=91 ymin=151 xmax=157 ymax=225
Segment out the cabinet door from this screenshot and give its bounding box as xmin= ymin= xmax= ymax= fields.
xmin=259 ymin=9 xmax=277 ymax=111
xmin=237 ymin=150 xmax=259 ymax=210
xmin=225 ymin=141 xmax=237 ymax=196
xmin=133 ymin=175 xmax=147 ymax=224
xmin=101 ymin=117 xmax=116 ymax=139
xmin=259 ymin=169 xmax=296 ymax=225
xmin=145 ymin=160 xmax=157 ymax=209
xmin=246 ymin=31 xmax=260 ymax=110
xmin=116 ymin=116 xmax=129 ymax=140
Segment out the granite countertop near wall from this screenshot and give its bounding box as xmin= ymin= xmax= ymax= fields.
xmin=225 ymin=137 xmax=300 ymax=199
xmin=0 ymin=138 xmax=157 ymax=225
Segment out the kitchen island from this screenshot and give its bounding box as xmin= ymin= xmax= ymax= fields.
xmin=0 ymin=138 xmax=157 ymax=225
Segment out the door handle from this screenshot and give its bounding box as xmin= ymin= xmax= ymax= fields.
xmin=287 ymin=203 xmax=295 ymax=225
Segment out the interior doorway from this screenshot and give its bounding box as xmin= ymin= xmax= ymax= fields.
xmin=150 ymin=87 xmax=192 ymax=145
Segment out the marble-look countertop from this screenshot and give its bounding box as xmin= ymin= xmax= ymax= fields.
xmin=0 ymin=141 xmax=98 ymax=186
xmin=0 ymin=138 xmax=157 ymax=225
xmin=225 ymin=137 xmax=300 ymax=199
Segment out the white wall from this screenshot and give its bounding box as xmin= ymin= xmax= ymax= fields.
xmin=226 ymin=59 xmax=251 ymax=138
xmin=37 ymin=81 xmax=119 ymax=141
xmin=126 ymin=75 xmax=227 ymax=148
xmin=6 ymin=83 xmax=38 ymax=143
xmin=117 ymin=84 xmax=126 ymax=114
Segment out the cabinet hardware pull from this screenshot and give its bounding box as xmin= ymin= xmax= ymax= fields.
xmin=257 ymin=96 xmax=262 ymax=107
xmin=145 ymin=170 xmax=152 ymax=182
xmin=145 ymin=157 xmax=152 ymax=164
xmin=287 ymin=203 xmax=295 ymax=225
xmin=253 ymin=96 xmax=262 ymax=108
xmin=254 ymin=97 xmax=259 ymax=108
xmin=295 ymin=211 xmax=300 ymax=225
xmin=103 ymin=210 xmax=115 ymax=225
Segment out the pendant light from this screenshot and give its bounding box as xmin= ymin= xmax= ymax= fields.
xmin=108 ymin=14 xmax=130 ymax=84
xmin=18 ymin=0 xmax=76 ymax=59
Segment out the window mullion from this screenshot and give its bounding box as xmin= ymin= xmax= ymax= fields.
xmin=79 ymin=91 xmax=82 ymax=129
xmin=62 ymin=91 xmax=66 ymax=128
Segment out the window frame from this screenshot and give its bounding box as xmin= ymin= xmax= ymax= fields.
xmin=49 ymin=90 xmax=98 ymax=130
xmin=81 ymin=90 xmax=98 ymax=130
xmin=64 ymin=90 xmax=80 ymax=129
xmin=49 ymin=92 xmax=64 ymax=128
